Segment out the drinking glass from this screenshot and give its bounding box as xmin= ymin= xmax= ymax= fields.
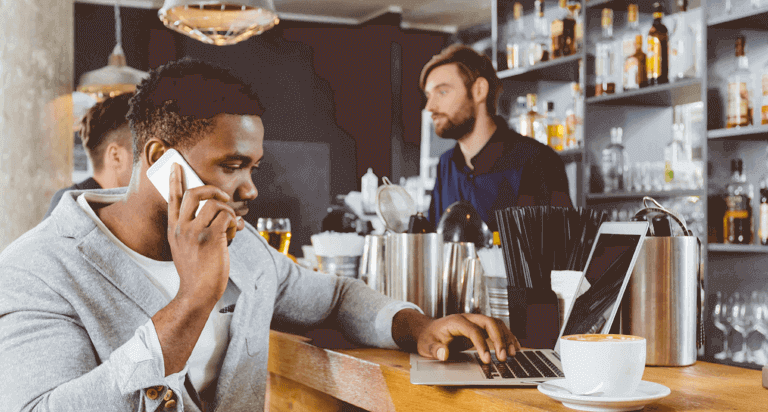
xmin=729 ymin=292 xmax=750 ymax=363
xmin=713 ymin=291 xmax=731 ymax=360
xmin=747 ymin=291 xmax=768 ymax=364
xmin=257 ymin=217 xmax=292 ymax=255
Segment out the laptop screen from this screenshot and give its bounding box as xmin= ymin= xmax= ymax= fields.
xmin=561 ymin=233 xmax=642 ymax=337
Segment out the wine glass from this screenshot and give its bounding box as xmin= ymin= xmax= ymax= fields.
xmin=713 ymin=291 xmax=731 ymax=360
xmin=256 ymin=218 xmax=292 ymax=255
xmin=747 ymin=291 xmax=768 ymax=365
xmin=729 ymin=292 xmax=751 ymax=363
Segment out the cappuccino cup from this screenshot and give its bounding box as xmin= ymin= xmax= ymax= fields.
xmin=560 ymin=334 xmax=646 ymax=398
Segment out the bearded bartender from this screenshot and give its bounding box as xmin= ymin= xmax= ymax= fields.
xmin=421 ymin=44 xmax=573 ymax=231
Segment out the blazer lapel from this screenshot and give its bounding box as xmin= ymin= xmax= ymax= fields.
xmin=78 ymin=228 xmax=168 ymax=317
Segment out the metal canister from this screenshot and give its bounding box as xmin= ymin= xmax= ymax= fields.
xmin=623 ymin=236 xmax=699 ymax=366
xmin=359 ymin=234 xmax=386 ymax=293
xmin=386 ymin=233 xmax=443 ymax=318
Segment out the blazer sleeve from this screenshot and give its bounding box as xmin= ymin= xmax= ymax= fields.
xmin=0 ymin=265 xmax=188 ymax=412
xmin=265 ymin=241 xmax=422 ymax=349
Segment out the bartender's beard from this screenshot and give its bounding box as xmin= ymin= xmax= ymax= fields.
xmin=433 ymin=101 xmax=477 ymax=141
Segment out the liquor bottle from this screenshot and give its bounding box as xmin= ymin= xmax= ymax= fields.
xmin=528 ymin=0 xmax=550 ymax=66
xmin=509 ymin=95 xmax=527 ymax=132
xmin=545 ymin=101 xmax=565 ymax=151
xmin=519 ymin=93 xmax=545 ymax=140
xmin=669 ymin=0 xmax=696 ymax=82
xmin=724 ymin=159 xmax=753 ymax=244
xmin=727 ymin=36 xmax=753 ymax=128
xmin=601 ymin=127 xmax=629 ymax=193
xmin=647 ymin=2 xmax=670 ymax=86
xmin=566 ymin=62 xmax=584 ymax=149
xmin=596 ymin=8 xmax=618 ymax=96
xmin=664 ymin=123 xmax=687 ymax=190
xmin=624 ymin=35 xmax=648 ymax=91
xmin=761 ymin=57 xmax=768 ymax=125
xmin=622 ymin=3 xmax=642 ymax=60
xmin=506 ymin=2 xmax=526 ymax=70
xmin=361 ymin=168 xmax=378 ymax=215
xmin=760 ymin=179 xmax=768 ymax=245
xmin=568 ymin=1 xmax=583 ymax=54
xmin=551 ymin=0 xmax=577 ymax=59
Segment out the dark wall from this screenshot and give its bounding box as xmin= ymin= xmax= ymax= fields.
xmin=74 ymin=3 xmax=450 ymax=252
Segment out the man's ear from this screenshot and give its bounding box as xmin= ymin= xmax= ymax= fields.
xmin=144 ymin=139 xmax=168 ymax=167
xmin=471 ymin=77 xmax=489 ymax=105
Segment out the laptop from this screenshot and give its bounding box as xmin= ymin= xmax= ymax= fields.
xmin=410 ymin=221 xmax=649 ymax=386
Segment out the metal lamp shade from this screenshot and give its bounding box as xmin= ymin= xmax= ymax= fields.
xmin=77 ymin=45 xmax=148 ymax=102
xmin=158 ymin=0 xmax=280 ymax=46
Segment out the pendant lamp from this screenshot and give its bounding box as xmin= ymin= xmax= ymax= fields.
xmin=77 ymin=4 xmax=148 ymax=102
xmin=158 ymin=0 xmax=280 ymax=46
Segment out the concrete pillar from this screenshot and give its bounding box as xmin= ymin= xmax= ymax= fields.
xmin=0 ymin=0 xmax=74 ymax=251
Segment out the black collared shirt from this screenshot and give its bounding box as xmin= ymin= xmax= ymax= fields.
xmin=428 ymin=117 xmax=572 ymax=231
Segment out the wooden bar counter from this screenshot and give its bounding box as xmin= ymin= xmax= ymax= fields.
xmin=266 ymin=330 xmax=767 ymax=411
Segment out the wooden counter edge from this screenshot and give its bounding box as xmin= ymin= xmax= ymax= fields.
xmin=267 ymin=330 xmax=555 ymax=412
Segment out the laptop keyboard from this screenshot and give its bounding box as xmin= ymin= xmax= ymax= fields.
xmin=473 ymin=350 xmax=564 ymax=380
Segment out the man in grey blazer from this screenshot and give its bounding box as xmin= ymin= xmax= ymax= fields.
xmin=0 ymin=59 xmax=519 ymax=412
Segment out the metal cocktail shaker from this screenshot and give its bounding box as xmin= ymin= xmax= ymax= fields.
xmin=386 ymin=233 xmax=443 ymax=318
xmin=359 ymin=234 xmax=386 ymax=294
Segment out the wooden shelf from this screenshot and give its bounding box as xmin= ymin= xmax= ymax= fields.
xmin=708 ymin=6 xmax=768 ymax=29
xmin=708 ymin=124 xmax=768 ymax=141
xmin=707 ymin=244 xmax=768 ymax=253
xmin=497 ymin=53 xmax=582 ymax=82
xmin=586 ymin=190 xmax=703 ymax=202
xmin=586 ymin=79 xmax=702 ymax=107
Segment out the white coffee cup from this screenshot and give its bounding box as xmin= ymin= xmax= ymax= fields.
xmin=560 ymin=334 xmax=646 ymax=398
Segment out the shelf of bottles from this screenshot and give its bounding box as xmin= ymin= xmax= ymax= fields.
xmin=587 ymin=190 xmax=702 ymax=202
xmin=708 ymin=243 xmax=768 ymax=253
xmin=586 ymin=78 xmax=702 ymax=106
xmin=497 ymin=0 xmax=587 ymax=163
xmin=708 ymin=3 xmax=768 ymax=28
xmin=708 ymin=124 xmax=768 ymax=140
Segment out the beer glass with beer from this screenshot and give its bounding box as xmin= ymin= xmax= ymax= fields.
xmin=257 ymin=217 xmax=292 ymax=255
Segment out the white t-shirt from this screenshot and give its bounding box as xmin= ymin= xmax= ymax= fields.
xmin=77 ymin=193 xmax=240 ymax=393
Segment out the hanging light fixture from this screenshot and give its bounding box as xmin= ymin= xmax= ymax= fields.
xmin=77 ymin=4 xmax=148 ymax=102
xmin=158 ymin=0 xmax=280 ymax=46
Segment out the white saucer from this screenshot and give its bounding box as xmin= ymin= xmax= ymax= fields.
xmin=537 ymin=379 xmax=671 ymax=412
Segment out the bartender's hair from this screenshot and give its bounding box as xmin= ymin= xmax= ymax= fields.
xmin=419 ymin=44 xmax=502 ymax=115
xmin=80 ymin=92 xmax=133 ymax=172
xmin=127 ymin=58 xmax=264 ymax=162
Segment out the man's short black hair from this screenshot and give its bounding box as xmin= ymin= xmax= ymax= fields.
xmin=127 ymin=58 xmax=265 ymax=162
xmin=81 ymin=92 xmax=133 ymax=172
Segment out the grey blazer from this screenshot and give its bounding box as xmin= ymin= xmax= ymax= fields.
xmin=0 ymin=189 xmax=416 ymax=412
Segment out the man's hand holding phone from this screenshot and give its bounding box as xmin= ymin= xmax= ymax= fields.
xmin=164 ymin=160 xmax=238 ymax=307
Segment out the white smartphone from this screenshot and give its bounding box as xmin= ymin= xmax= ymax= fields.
xmin=147 ymin=148 xmax=207 ymax=216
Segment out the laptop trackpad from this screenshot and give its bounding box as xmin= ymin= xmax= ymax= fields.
xmin=417 ymin=360 xmax=478 ymax=372
xmin=416 ymin=357 xmax=477 ymax=372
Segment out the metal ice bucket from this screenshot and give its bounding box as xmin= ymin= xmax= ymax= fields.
xmin=386 ymin=233 xmax=443 ymax=318
xmin=623 ymin=198 xmax=703 ymax=366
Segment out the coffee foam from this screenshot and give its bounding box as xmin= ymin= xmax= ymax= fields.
xmin=562 ymin=334 xmax=644 ymax=342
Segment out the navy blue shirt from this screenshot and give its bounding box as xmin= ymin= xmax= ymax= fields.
xmin=428 ymin=117 xmax=572 ymax=232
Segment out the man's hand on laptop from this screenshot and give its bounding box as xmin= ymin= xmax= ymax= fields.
xmin=392 ymin=309 xmax=520 ymax=364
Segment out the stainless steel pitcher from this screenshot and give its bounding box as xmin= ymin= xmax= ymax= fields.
xmin=386 ymin=233 xmax=443 ymax=317
xmin=442 ymin=241 xmax=476 ymax=317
